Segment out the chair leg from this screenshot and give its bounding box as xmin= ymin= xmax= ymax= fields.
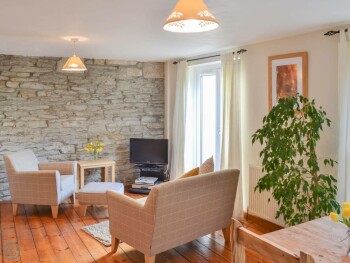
xmin=80 ymin=205 xmax=87 ymax=217
xmin=12 ymin=203 xmax=18 ymax=216
xmin=51 ymin=205 xmax=59 ymax=219
xmin=69 ymin=193 xmax=75 ymax=205
xmin=111 ymin=236 xmax=120 ymax=253
xmin=145 ymin=255 xmax=156 ymax=263
xmin=222 ymin=225 xmax=231 ymax=243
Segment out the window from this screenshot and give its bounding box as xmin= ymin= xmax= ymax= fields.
xmin=185 ymin=62 xmax=221 ymax=171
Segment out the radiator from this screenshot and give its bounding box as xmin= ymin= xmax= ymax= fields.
xmin=248 ymin=165 xmax=286 ymax=227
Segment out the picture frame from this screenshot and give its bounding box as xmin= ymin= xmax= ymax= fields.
xmin=268 ymin=52 xmax=308 ymax=110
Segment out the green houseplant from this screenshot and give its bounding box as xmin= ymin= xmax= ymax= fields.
xmin=252 ymin=95 xmax=340 ymax=226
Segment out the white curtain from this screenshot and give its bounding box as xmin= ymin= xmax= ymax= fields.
xmin=170 ymin=61 xmax=188 ymax=180
xmin=337 ymin=30 xmax=350 ymax=202
xmin=220 ymin=52 xmax=244 ymax=219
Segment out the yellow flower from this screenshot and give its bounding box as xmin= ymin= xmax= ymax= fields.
xmin=342 ymin=208 xmax=350 ymax=218
xmin=84 ymin=140 xmax=104 ymax=155
xmin=84 ymin=147 xmax=92 ymax=153
xmin=330 ymin=212 xmax=339 ymax=222
xmin=343 ymin=202 xmax=350 ymax=209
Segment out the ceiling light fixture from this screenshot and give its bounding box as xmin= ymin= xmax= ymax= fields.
xmin=163 ymin=0 xmax=219 ymax=33
xmin=62 ymin=38 xmax=87 ymax=72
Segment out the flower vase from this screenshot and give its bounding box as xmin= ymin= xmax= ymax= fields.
xmin=93 ymin=151 xmax=97 ymax=160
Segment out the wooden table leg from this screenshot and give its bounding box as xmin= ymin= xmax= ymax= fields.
xmin=102 ymin=167 xmax=108 ymax=182
xmin=80 ymin=167 xmax=85 ymax=189
xmin=111 ymin=164 xmax=115 ymax=182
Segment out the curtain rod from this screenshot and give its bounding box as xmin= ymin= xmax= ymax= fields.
xmin=324 ymin=28 xmax=348 ymax=36
xmin=173 ymin=49 xmax=247 ymax=65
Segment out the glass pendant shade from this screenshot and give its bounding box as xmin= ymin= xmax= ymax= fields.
xmin=163 ymin=0 xmax=219 ymax=33
xmin=62 ymin=53 xmax=87 ymax=72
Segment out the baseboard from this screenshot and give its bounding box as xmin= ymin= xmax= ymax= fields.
xmin=243 ymin=212 xmax=284 ymax=231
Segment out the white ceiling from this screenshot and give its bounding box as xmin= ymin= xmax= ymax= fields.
xmin=0 ymin=0 xmax=349 ymax=62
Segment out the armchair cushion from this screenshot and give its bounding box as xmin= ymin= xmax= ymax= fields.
xmin=60 ymin=175 xmax=75 ymax=191
xmin=4 ymin=149 xmax=39 ymax=172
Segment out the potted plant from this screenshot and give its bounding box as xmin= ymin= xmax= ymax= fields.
xmin=252 ymin=94 xmax=340 ymax=226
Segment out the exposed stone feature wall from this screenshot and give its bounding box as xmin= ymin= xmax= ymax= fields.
xmin=0 ymin=54 xmax=164 ymax=200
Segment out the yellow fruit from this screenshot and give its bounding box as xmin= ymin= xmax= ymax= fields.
xmin=329 ymin=212 xmax=339 ymax=222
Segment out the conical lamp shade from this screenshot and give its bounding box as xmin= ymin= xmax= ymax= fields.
xmin=62 ymin=54 xmax=87 ymax=72
xmin=163 ymin=0 xmax=218 ymax=33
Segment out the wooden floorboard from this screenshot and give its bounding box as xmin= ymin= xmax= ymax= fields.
xmin=196 ymin=236 xmax=232 ymax=262
xmin=36 ymin=205 xmax=77 ymax=263
xmin=56 ymin=204 xmax=96 ymax=263
xmin=0 ymin=204 xmax=3 ymax=263
xmin=159 ymin=249 xmax=190 ymax=263
xmin=60 ymin=204 xmax=109 ymax=262
xmin=1 ymin=203 xmax=21 ymax=263
xmin=174 ymin=245 xmax=209 ymax=263
xmin=24 ymin=204 xmax=57 ymax=263
xmin=13 ymin=205 xmax=39 ymax=262
xmin=0 ymin=190 xmax=281 ymax=263
xmin=187 ymin=240 xmax=230 ymax=263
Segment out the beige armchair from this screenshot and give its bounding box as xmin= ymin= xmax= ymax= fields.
xmin=107 ymin=169 xmax=239 ymax=263
xmin=3 ymin=149 xmax=77 ymax=218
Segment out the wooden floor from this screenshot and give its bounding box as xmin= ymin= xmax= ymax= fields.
xmin=0 ymin=190 xmax=281 ymax=263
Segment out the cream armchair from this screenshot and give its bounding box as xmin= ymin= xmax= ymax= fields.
xmin=3 ymin=150 xmax=77 ymax=218
xmin=107 ymin=169 xmax=239 ymax=263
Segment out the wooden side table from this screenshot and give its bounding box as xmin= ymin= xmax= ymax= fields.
xmin=77 ymin=159 xmax=116 ymax=190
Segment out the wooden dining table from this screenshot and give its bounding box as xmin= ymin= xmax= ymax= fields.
xmin=262 ymin=217 xmax=350 ymax=262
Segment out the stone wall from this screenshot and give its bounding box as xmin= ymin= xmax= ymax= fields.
xmin=0 ymin=54 xmax=164 ymax=200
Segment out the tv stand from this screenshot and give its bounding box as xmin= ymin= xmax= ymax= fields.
xmin=137 ymin=164 xmax=168 ymax=181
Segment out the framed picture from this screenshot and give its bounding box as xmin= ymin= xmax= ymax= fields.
xmin=268 ymin=52 xmax=308 ymax=109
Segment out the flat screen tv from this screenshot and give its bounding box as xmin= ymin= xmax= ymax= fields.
xmin=130 ymin=138 xmax=168 ymax=165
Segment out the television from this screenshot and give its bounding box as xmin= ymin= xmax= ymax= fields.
xmin=130 ymin=138 xmax=168 ymax=165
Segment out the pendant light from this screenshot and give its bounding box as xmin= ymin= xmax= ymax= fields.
xmin=163 ymin=0 xmax=219 ymax=33
xmin=62 ymin=38 xmax=87 ymax=72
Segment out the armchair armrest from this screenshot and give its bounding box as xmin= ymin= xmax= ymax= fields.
xmin=107 ymin=191 xmax=155 ymax=254
xmin=9 ymin=170 xmax=61 ymax=205
xmin=39 ymin=161 xmax=77 ymax=176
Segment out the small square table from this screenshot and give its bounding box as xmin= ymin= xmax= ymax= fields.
xmin=77 ymin=159 xmax=115 ymax=190
xmin=261 ymin=217 xmax=349 ymax=262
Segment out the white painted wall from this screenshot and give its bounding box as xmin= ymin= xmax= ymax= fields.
xmin=165 ymin=27 xmax=341 ymax=209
